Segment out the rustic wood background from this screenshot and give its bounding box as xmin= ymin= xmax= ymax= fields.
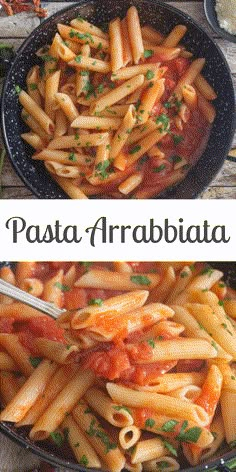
xmin=0 ymin=0 xmax=235 ymax=199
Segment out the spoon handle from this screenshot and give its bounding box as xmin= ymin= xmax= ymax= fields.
xmin=0 ymin=279 xmax=65 ymax=319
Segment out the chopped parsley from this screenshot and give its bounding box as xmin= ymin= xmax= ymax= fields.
xmin=75 ymin=55 xmax=82 ymax=63
xmin=136 ymin=155 xmax=149 ymax=170
xmin=95 ymin=159 xmax=114 ymax=180
xmin=79 ymin=455 xmax=89 ymax=466
xmin=180 ymin=271 xmax=188 ymax=278
xmin=145 ymin=418 xmax=155 ymax=428
xmin=147 ymin=338 xmax=155 ymax=348
xmin=80 ymin=70 xmax=89 ymax=76
xmin=15 ymin=84 xmax=22 ymax=95
xmin=50 ymin=431 xmax=64 ymax=447
xmin=144 ymin=49 xmax=154 ymax=58
xmin=218 ymin=300 xmax=224 ymax=306
xmin=229 ymin=440 xmax=236 ymax=449
xmin=129 ymin=145 xmax=141 ymax=155
xmin=157 ymin=461 xmax=171 ymax=470
xmin=161 ymin=420 xmax=179 ymax=432
xmin=29 ymin=356 xmax=42 ymax=368
xmin=97 ymin=83 xmax=104 ymax=94
xmin=29 ymin=83 xmax=38 ymax=90
xmin=169 ymin=155 xmax=182 ymax=164
xmin=172 ymin=134 xmax=184 ymax=146
xmin=41 ymin=54 xmax=57 ymax=62
xmin=211 ymin=340 xmax=218 ymax=351
xmin=155 ymin=113 xmax=169 ymax=131
xmin=163 ymin=439 xmax=178 ymax=456
xmin=86 ymin=419 xmax=117 ymax=454
xmin=153 ymin=164 xmax=166 ymax=173
xmin=88 ymin=298 xmax=103 ymax=306
xmin=54 ymin=281 xmax=70 ymax=292
xmin=200 ymin=267 xmax=214 ymax=276
xmin=69 ymin=30 xmax=94 ymax=44
xmin=113 ymin=405 xmax=131 ymax=414
xmin=76 ymin=15 xmax=84 ymax=22
xmin=68 ymin=152 xmax=77 ymax=162
xmin=130 ymin=275 xmax=151 ymax=286
xmin=79 ymin=261 xmax=93 ymax=271
xmin=176 ymin=421 xmax=202 ymax=443
xmin=145 ymin=70 xmax=155 ymax=80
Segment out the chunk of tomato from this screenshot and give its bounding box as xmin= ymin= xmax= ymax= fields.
xmin=26 ymin=316 xmax=65 ymax=343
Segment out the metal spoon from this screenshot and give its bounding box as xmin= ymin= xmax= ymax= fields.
xmin=0 ymin=279 xmax=65 ymax=319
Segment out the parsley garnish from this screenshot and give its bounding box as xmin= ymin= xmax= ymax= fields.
xmin=200 ymin=267 xmax=214 ymax=276
xmin=69 ymin=30 xmax=94 ymax=44
xmin=75 ymin=55 xmax=82 ymax=63
xmin=29 ymin=83 xmax=38 ymax=90
xmin=147 ymin=339 xmax=155 ymax=348
xmin=145 ymin=418 xmax=155 ymax=428
xmin=129 ymin=145 xmax=141 ymax=154
xmin=15 ymin=84 xmax=22 ymax=95
xmin=86 ymin=419 xmax=117 ymax=453
xmin=229 ymin=440 xmax=236 ymax=449
xmin=68 ymin=152 xmax=77 ymax=162
xmin=41 ymin=54 xmax=57 ymax=62
xmin=169 ymin=155 xmax=182 ymax=164
xmin=79 ymin=455 xmax=89 ymax=466
xmin=130 ymin=275 xmax=151 ymax=286
xmin=144 ymin=49 xmax=154 ymax=58
xmin=29 ymin=356 xmax=42 ymax=368
xmin=88 ymin=298 xmax=103 ymax=306
xmin=95 ymin=159 xmax=114 ymax=180
xmin=54 ymin=282 xmax=70 ymax=292
xmin=161 ymin=420 xmax=179 ymax=432
xmin=176 ymin=421 xmax=202 ymax=443
xmin=172 ymin=134 xmax=184 ymax=145
xmin=50 ymin=431 xmax=64 ymax=447
xmin=153 ymin=164 xmax=166 ymax=173
xmin=113 ymin=405 xmax=131 ymax=414
xmin=155 ymin=113 xmax=169 ymax=131
xmin=163 ymin=439 xmax=178 ymax=456
xmin=145 ymin=70 xmax=155 ymax=80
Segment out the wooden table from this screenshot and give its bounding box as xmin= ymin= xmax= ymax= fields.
xmin=0 ymin=0 xmax=236 ymax=199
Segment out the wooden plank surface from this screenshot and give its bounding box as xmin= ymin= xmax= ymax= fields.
xmin=0 ymin=0 xmax=235 ymax=199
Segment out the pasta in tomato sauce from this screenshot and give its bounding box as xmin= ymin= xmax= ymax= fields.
xmin=0 ymin=261 xmax=235 ymax=470
xmin=17 ymin=5 xmax=216 ymax=199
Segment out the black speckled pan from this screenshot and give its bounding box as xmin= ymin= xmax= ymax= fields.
xmin=1 ymin=0 xmax=236 ymax=199
xmin=0 ymin=260 xmax=236 ymax=471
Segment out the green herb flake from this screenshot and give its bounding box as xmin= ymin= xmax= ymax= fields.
xmin=29 ymin=83 xmax=38 ymax=90
xmin=155 ymin=113 xmax=169 ymax=131
xmin=50 ymin=431 xmax=64 ymax=447
xmin=130 ymin=275 xmax=151 ymax=286
xmin=144 ymin=49 xmax=154 ymax=58
xmin=76 ymin=15 xmax=84 ymax=22
xmin=153 ymin=164 xmax=166 ymax=173
xmin=136 ymin=155 xmax=149 ymax=170
xmin=172 ymin=134 xmax=184 ymax=146
xmin=79 ymin=261 xmax=93 ymax=271
xmin=41 ymin=54 xmax=57 ymax=63
xmin=97 ymin=83 xmax=104 ymax=94
xmin=15 ymin=84 xmax=22 ymax=95
xmin=75 ymin=55 xmax=82 ymax=63
xmin=79 ymin=455 xmax=89 ymax=466
xmin=145 ymin=418 xmax=155 ymax=428
xmin=54 ymin=281 xmax=70 ymax=291
xmin=129 ymin=145 xmax=141 ymax=155
xmin=145 ymin=70 xmax=155 ymax=80
xmin=147 ymin=338 xmax=155 ymax=348
xmin=95 ymin=159 xmax=114 ymax=180
xmin=169 ymin=155 xmax=182 ymax=164
xmin=157 ymin=461 xmax=171 ymax=470
xmin=180 ymin=271 xmax=188 ymax=278
xmin=29 ymin=356 xmax=42 ymax=368
xmin=74 ymin=442 xmax=80 ymax=447
xmin=113 ymin=405 xmax=131 ymax=414
xmin=229 ymin=439 xmax=236 ymax=449
xmin=161 ymin=420 xmax=179 ymax=432
xmin=218 ymin=300 xmax=224 ymax=306
xmin=88 ymin=298 xmax=103 ymax=306
xmin=163 ymin=439 xmax=178 ymax=456
xmin=86 ymin=419 xmax=117 ymax=453
xmin=200 ymin=267 xmax=214 ymax=277
xmin=211 ymin=340 xmax=218 ymax=351
xmin=66 ymin=345 xmax=72 ymax=351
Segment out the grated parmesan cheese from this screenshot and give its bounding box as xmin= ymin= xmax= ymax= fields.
xmin=215 ymin=0 xmax=236 ymax=35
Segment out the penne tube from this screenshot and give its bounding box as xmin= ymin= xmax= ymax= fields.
xmin=45 ymin=161 xmax=81 ymax=179
xmin=162 ymin=25 xmax=187 ymax=47
xmin=220 ymin=390 xmax=236 ymax=444
xmin=127 ymin=128 xmax=167 ymax=167
xmin=127 ymin=6 xmax=144 ymax=64
xmin=148 ymin=266 xmax=176 ymax=303
xmin=0 ymin=360 xmax=58 ymax=423
xmin=21 ymin=132 xmax=45 ymax=150
xmin=17 ymin=364 xmax=78 ymax=427
xmin=20 ymin=277 xmax=44 ymax=297
xmin=0 ymin=352 xmax=18 ymax=371
xmin=62 ymin=415 xmax=102 ymax=467
xmin=113 ymin=261 xmax=133 ymax=273
xmin=121 ymin=17 xmax=132 ymax=66
xmin=21 ymin=109 xmax=50 ymax=142
xmin=171 ymin=58 xmax=206 ymax=100
xmin=136 ymin=78 xmax=165 ymax=124
xmin=197 ymin=91 xmax=216 ymax=124
xmin=18 ymin=90 xmax=55 ymax=135
xmin=186 ymin=303 xmax=236 ymax=359
xmin=90 ymin=75 xmax=145 ymax=114
xmin=26 ymin=66 xmax=42 ymax=106
xmin=172 ymin=305 xmax=232 ymax=361
xmin=69 ymin=290 xmax=149 ymax=329
xmin=130 ymin=437 xmax=166 ymax=464
xmin=112 ymin=104 xmax=137 ymax=161
xmin=119 ymin=425 xmax=141 ymax=449
xmin=143 ymin=456 xmax=180 ymax=472
xmin=200 ymin=414 xmax=225 ymax=462
xmin=55 ymin=92 xmax=79 ymax=122
xmin=0 ymin=333 xmax=34 ymax=377
xmin=75 ymin=270 xmax=160 ymax=291
xmin=70 ymin=18 xmax=108 ymax=40
xmin=0 ymin=302 xmax=44 ymax=320
xmin=135 ymin=372 xmax=205 ymax=393
xmin=0 ymin=266 xmax=15 ymax=305
xmin=224 ymin=299 xmax=236 ymax=320
xmin=84 ymin=387 xmax=134 ymax=427
xmin=16 ymin=262 xmax=36 ymax=284
xmin=34 ymin=338 xmax=78 ymax=364
xmin=109 ymin=17 xmax=124 ymax=72
xmin=58 ymin=24 xmax=109 ymax=51
xmin=58 ymin=42 xmax=76 ymax=62
xmin=45 ymin=70 xmax=61 ymax=121
xmin=50 ymin=174 xmax=88 ymax=199
xmin=73 ymin=400 xmax=126 ymax=472
xmin=145 ymin=46 xmax=181 ymax=61
xmin=111 ymin=64 xmax=160 ymax=82
xmin=182 ymin=84 xmax=198 ymax=109
xmin=69 ymin=55 xmax=110 ymax=73
xmin=127 ymin=338 xmax=217 ymax=363
xmin=99 ymin=104 xmax=130 ymax=118
xmin=141 ymin=26 xmax=164 ymax=45
xmin=107 ymin=383 xmax=209 ymax=426
xmin=169 ymin=385 xmax=202 ymax=403
xmin=71 ymin=115 xmax=121 ymax=130
xmin=187 ymin=269 xmax=223 ymax=292
xmin=42 ymin=269 xmax=64 ymax=308
xmin=118 ymin=173 xmax=143 ymax=195
xmin=55 ymin=108 xmax=68 ymax=137
xmin=47 ymin=132 xmax=109 ymax=149
xmin=127 ymin=119 xmax=157 ymax=145
xmin=29 ymin=369 xmax=94 ymax=440
xmin=166 ymin=266 xmax=194 ymax=304
xmin=34 ymin=149 xmax=93 ymax=166
xmin=194 ymin=74 xmax=217 ymax=101
xmin=76 ymin=44 xmax=90 ymax=99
